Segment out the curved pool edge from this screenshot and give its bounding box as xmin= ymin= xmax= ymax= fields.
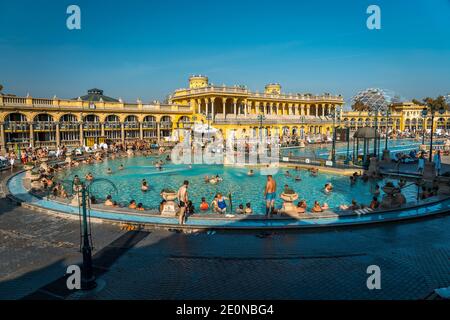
xmin=5 ymin=171 xmax=450 ymax=231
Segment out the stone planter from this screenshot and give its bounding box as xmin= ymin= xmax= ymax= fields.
xmin=23 ymin=165 xmax=34 ymax=179
xmin=382 ymin=185 xmax=398 ymax=195
xmin=160 ymin=191 xmax=178 ymax=216
xmin=161 ymin=192 xmax=177 ymax=201
xmin=280 ymin=192 xmax=299 ymax=202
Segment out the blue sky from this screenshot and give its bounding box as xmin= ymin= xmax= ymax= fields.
xmin=1 ymin=0 xmax=449 ymax=106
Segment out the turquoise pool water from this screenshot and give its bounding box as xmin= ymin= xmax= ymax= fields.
xmin=282 ymin=138 xmax=429 ymax=159
xmin=54 ymin=155 xmax=417 ymax=215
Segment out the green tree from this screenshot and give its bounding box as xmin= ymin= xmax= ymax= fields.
xmin=423 ymin=96 xmax=448 ymax=112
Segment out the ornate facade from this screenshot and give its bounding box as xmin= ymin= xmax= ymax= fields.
xmin=1 ymin=76 xmax=448 ymax=154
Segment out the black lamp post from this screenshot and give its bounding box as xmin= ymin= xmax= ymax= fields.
xmin=257 ymin=114 xmax=265 ymax=144
xmin=72 ymin=178 xmax=96 ymax=290
xmin=381 ymin=109 xmax=391 ymax=151
xmin=327 ymin=108 xmax=341 ymax=164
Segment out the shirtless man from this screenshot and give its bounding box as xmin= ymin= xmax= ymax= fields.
xmin=264 ymin=175 xmax=277 ymax=218
xmin=177 ymin=180 xmax=189 ymax=225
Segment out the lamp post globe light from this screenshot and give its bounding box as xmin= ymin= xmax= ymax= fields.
xmin=381 ymin=109 xmax=392 ymax=161
xmin=352 ymin=88 xmax=399 ymax=160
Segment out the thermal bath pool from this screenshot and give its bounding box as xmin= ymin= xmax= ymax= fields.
xmin=53 ymin=155 xmax=418 ymax=215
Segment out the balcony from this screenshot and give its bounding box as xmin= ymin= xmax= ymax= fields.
xmin=212 ymin=115 xmax=334 ymax=125
xmin=142 ymin=122 xmax=157 ymax=129
xmin=124 ymin=122 xmax=139 ymax=129
xmin=104 ymin=122 xmax=121 ymax=130
xmin=33 ymin=122 xmax=56 ymax=130
xmin=3 ymin=122 xmax=29 ymax=131
xmin=59 ymin=122 xmax=80 ymax=130
xmin=160 ymin=121 xmax=173 ymax=129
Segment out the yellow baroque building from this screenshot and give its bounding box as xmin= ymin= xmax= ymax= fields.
xmin=1 ymin=76 xmax=449 ymax=154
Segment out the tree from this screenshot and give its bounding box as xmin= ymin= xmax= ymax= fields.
xmin=411 ymin=98 xmax=422 ymax=105
xmin=423 ymin=96 xmax=448 ymax=112
xmin=0 ymin=84 xmax=3 ymax=92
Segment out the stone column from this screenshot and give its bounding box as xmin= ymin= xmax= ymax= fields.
xmin=307 ymin=105 xmax=310 ymax=116
xmin=79 ymin=123 xmax=84 ymax=147
xmin=29 ymin=123 xmax=34 ymax=148
xmin=244 ymin=102 xmax=248 ymax=116
xmin=121 ymin=123 xmax=125 ymax=144
xmin=233 ymin=100 xmax=237 ymax=117
xmin=139 ymin=122 xmax=143 ymax=140
xmin=301 ymin=104 xmax=305 ymax=116
xmin=205 ymin=99 xmax=209 ymax=117
xmin=211 ymin=98 xmax=215 ymax=120
xmin=0 ymin=124 xmax=5 ymax=155
xmin=197 ymin=99 xmax=201 ymax=114
xmin=101 ymin=123 xmax=105 ymax=137
xmin=322 ymin=104 xmax=325 ymax=117
xmin=56 ymin=123 xmax=61 ymax=147
xmin=222 ymin=98 xmax=227 ymax=118
xmin=289 ymin=104 xmax=293 ymax=115
xmin=157 ymin=122 xmax=161 ymax=143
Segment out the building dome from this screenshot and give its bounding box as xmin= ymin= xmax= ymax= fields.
xmin=75 ymin=88 xmax=119 ymax=102
xmin=189 ymin=75 xmax=209 ymax=89
xmin=265 ymin=83 xmax=281 ymax=95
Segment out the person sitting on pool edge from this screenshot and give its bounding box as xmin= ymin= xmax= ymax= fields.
xmin=340 ymin=199 xmax=359 ymax=211
xmin=159 ymin=199 xmax=167 ymax=213
xmin=200 ymin=197 xmax=209 ymax=211
xmin=236 ymin=204 xmax=245 ymax=214
xmin=296 ymin=200 xmax=307 ymax=214
xmin=136 ymin=203 xmax=144 ymax=211
xmin=129 ymin=200 xmax=137 ymax=209
xmin=104 ymin=195 xmax=114 ymax=206
xmin=369 ymin=196 xmax=380 ymax=209
xmin=311 ymin=201 xmax=323 ymax=213
xmin=215 ymin=193 xmax=228 ymax=214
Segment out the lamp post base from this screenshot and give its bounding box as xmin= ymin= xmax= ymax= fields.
xmin=423 ymin=161 xmax=436 ymax=181
xmin=382 ymin=149 xmax=390 ymax=162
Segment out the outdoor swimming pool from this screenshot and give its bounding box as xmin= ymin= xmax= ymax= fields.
xmin=282 ymin=138 xmax=430 ymax=159
xmin=54 ymin=155 xmax=418 ymax=214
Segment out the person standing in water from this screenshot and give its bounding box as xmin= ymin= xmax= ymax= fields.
xmin=177 ymin=180 xmax=189 ymax=225
xmin=264 ymin=175 xmax=277 ymax=218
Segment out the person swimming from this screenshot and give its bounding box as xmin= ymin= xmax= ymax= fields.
xmin=107 ymin=168 xmax=112 ymax=174
xmin=141 ymin=180 xmax=149 ymax=192
xmin=295 ymin=175 xmax=302 ymax=182
xmin=324 ymin=183 xmax=333 ymax=193
xmin=85 ymin=172 xmax=94 ymax=181
xmin=236 ymin=204 xmax=245 ymax=214
xmin=118 ymin=164 xmax=124 ymax=170
xmin=247 ymin=169 xmax=254 ymax=176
